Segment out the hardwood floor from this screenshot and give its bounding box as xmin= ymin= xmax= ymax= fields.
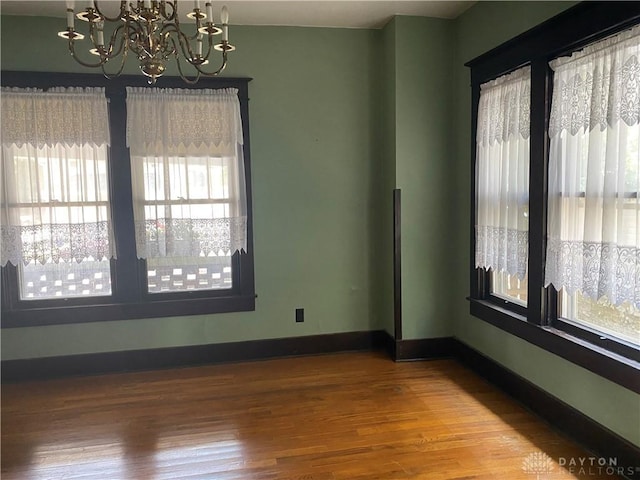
xmin=1 ymin=351 xmax=621 ymax=479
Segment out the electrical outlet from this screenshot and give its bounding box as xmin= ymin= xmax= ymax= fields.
xmin=295 ymin=308 xmax=304 ymax=323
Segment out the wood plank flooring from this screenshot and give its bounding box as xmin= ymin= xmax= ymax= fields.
xmin=1 ymin=351 xmax=621 ymax=479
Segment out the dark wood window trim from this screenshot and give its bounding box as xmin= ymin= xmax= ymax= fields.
xmin=1 ymin=71 xmax=255 ymax=328
xmin=466 ymin=2 xmax=640 ymax=393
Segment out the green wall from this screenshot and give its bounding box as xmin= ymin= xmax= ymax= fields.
xmin=1 ymin=17 xmax=381 ymax=357
xmin=394 ymin=16 xmax=453 ymax=340
xmin=1 ymin=13 xmax=457 ymax=354
xmin=371 ymin=18 xmax=396 ymax=337
xmin=1 ymin=2 xmax=638 ymax=448
xmin=374 ymin=16 xmax=454 ymax=340
xmin=451 ymin=1 xmax=640 ymax=447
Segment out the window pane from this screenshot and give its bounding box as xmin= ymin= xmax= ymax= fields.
xmin=136 ymin=155 xmax=241 ymax=293
xmin=560 ymin=291 xmax=640 ymax=346
xmin=19 ymin=259 xmax=112 ymax=300
xmin=147 ymin=256 xmax=232 ymax=293
xmin=4 ymin=142 xmax=115 ymax=296
xmin=491 ymin=270 xmax=528 ymax=306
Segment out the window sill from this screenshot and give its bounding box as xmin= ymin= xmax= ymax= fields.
xmin=468 ymin=298 xmax=640 ymax=393
xmin=1 ymin=294 xmax=256 ymax=328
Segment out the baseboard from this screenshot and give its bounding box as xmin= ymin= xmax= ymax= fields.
xmin=383 ymin=332 xmax=455 ymax=361
xmin=451 ymin=339 xmax=640 ymax=479
xmin=1 ymin=330 xmax=386 ymax=383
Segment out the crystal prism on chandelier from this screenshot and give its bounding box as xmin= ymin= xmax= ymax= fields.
xmin=58 ymin=0 xmax=235 ymax=84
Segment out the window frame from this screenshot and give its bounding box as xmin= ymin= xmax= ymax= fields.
xmin=1 ymin=71 xmax=255 ymax=327
xmin=466 ymin=1 xmax=640 ymax=393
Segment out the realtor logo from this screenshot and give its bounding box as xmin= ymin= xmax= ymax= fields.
xmin=522 ymin=452 xmax=639 ymax=477
xmin=522 ymin=451 xmax=555 ymax=478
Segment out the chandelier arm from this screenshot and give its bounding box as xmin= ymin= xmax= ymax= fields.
xmin=193 ymin=15 xmax=204 ymax=41
xmin=127 ymin=15 xmax=146 ymax=33
xmin=162 ymin=16 xmax=199 ymax=42
xmin=170 ymin=35 xmax=225 ymax=80
xmin=69 ymin=40 xmax=109 ymax=68
xmin=172 ymin=1 xmax=181 ymax=27
xmin=128 ymin=21 xmax=154 ymax=60
xmin=93 ymin=1 xmax=126 ymax=22
xmin=175 ymin=55 xmax=202 ymax=84
xmin=192 ymin=48 xmax=228 ymax=76
xmin=100 ymin=23 xmax=128 ymax=60
xmin=160 ymin=1 xmax=177 ymax=21
xmin=101 ymin=43 xmax=129 ymax=79
xmin=200 ymin=33 xmax=216 ymax=60
xmin=172 ymin=28 xmax=200 ymax=64
xmin=124 ymin=18 xmax=147 ymax=57
xmin=162 ymin=31 xmax=178 ymax=57
xmin=169 ymin=35 xmax=199 ymax=78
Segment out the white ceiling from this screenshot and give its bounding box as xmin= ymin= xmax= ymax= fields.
xmin=0 ymin=1 xmax=475 ymax=29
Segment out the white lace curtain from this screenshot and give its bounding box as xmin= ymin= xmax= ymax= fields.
xmin=545 ymin=25 xmax=640 ymax=309
xmin=126 ymin=87 xmax=247 ymax=259
xmin=1 ymin=87 xmax=114 ymax=267
xmin=475 ymin=66 xmax=531 ymax=279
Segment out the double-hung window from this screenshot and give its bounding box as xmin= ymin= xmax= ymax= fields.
xmin=545 ymin=29 xmax=640 ymax=346
xmin=468 ymin=2 xmax=640 ymax=392
xmin=475 ymin=66 xmax=530 ymax=308
xmin=1 ymin=74 xmax=255 ymax=326
xmin=127 ymin=87 xmax=247 ymax=294
xmin=1 ymin=87 xmax=115 ymax=300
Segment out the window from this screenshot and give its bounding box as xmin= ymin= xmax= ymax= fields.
xmin=545 ymin=30 xmax=640 ymax=347
xmin=1 ymin=73 xmax=255 ymax=327
xmin=1 ymin=87 xmax=115 ymax=300
xmin=467 ymin=2 xmax=640 ymax=393
xmin=475 ymin=66 xmax=530 ymax=309
xmin=127 ymin=87 xmax=247 ymax=295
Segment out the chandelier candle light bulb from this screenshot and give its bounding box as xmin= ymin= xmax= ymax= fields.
xmin=221 ymin=5 xmax=228 ymax=41
xmin=96 ymin=21 xmax=104 ymax=46
xmin=58 ymin=0 xmax=235 ymax=84
xmin=206 ymin=2 xmax=213 ymax=22
xmin=66 ymin=8 xmax=74 ymax=29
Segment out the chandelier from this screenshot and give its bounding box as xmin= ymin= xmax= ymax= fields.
xmin=58 ymin=1 xmax=235 ymax=84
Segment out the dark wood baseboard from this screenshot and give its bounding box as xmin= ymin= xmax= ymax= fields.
xmin=1 ymin=330 xmax=386 ymax=383
xmin=452 ymin=339 xmax=640 ymax=479
xmin=383 ymin=332 xmax=454 ymax=361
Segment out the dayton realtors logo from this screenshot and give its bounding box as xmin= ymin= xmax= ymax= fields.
xmin=522 ymin=451 xmax=639 ymax=478
xmin=522 ymin=452 xmax=554 ymax=478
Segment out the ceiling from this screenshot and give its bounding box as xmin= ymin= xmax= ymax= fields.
xmin=0 ymin=1 xmax=475 ymax=29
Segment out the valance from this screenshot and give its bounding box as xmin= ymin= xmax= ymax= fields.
xmin=549 ymin=24 xmax=640 ymax=137
xmin=126 ymin=87 xmax=243 ymax=157
xmin=1 ymin=87 xmax=110 ymax=148
xmin=476 ymin=66 xmax=531 ymax=147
